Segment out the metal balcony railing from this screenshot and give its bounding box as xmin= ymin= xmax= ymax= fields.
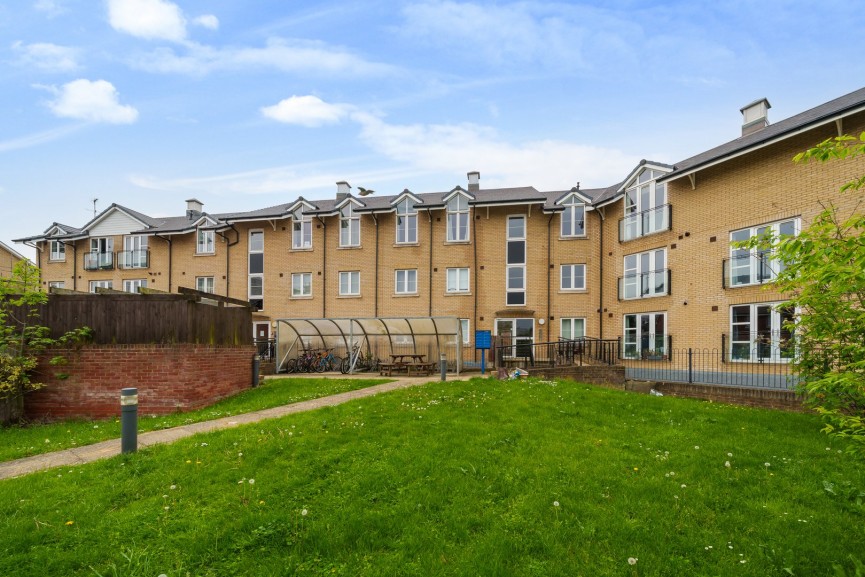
xmin=619 ymin=204 xmax=672 ymax=242
xmin=722 ymin=253 xmax=780 ymax=288
xmin=118 ymin=249 xmax=150 ymax=269
xmin=618 ymin=269 xmax=671 ymax=300
xmin=83 ymin=252 xmax=114 ymax=271
xmin=721 ymin=332 xmax=795 ymax=363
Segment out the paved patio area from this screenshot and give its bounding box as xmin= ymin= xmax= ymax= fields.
xmin=0 ymin=374 xmax=471 ymax=481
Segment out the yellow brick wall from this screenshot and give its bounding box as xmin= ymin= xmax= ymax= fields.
xmin=603 ymin=111 xmax=865 ymax=351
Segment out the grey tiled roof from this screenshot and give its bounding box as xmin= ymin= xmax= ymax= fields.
xmin=661 ymin=85 xmax=865 ymax=181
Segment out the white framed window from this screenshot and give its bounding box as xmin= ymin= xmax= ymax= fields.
xmin=197 ymin=229 xmax=215 ymax=254
xmin=560 ymin=196 xmax=585 ymax=237
xmin=292 ymin=272 xmax=312 ymax=297
xmin=460 ymin=319 xmax=470 ymax=345
xmin=339 ymin=203 xmax=360 ymax=247
xmin=560 ymin=264 xmax=586 ymax=291
xmin=47 ymin=281 xmax=65 ymax=289
xmin=506 ymin=215 xmax=526 ymax=306
xmin=728 ymin=218 xmax=799 ymax=287
xmin=446 ymin=195 xmax=470 ymax=242
xmin=396 ymin=199 xmax=417 ymax=244
xmin=123 ymin=279 xmax=147 ymax=293
xmin=446 ymin=267 xmax=469 ymax=293
xmin=196 ymin=276 xmax=215 ymax=293
xmin=395 ymin=269 xmax=417 ymax=294
xmin=623 ymin=312 xmax=667 ymax=359
xmin=730 ymin=303 xmax=795 ymax=363
xmin=621 ymin=168 xmax=669 ymax=241
xmin=560 ymin=318 xmax=585 ymax=340
xmin=339 ymin=271 xmax=360 ymax=296
xmin=122 ymin=235 xmax=148 ymax=268
xmin=49 ymin=240 xmax=65 ymax=261
xmin=248 ymin=229 xmax=264 ymax=308
xmin=89 ymin=280 xmax=113 ymax=292
xmin=292 ymin=207 xmax=312 ymax=249
xmin=621 ymin=249 xmax=667 ymax=299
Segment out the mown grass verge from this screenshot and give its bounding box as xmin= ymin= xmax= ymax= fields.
xmin=2 ymin=377 xmax=863 ymax=576
xmin=0 ymin=377 xmax=390 ymax=462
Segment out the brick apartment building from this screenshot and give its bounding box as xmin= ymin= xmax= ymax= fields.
xmin=15 ymin=86 xmax=865 ymax=362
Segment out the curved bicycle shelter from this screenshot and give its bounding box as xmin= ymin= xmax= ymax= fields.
xmin=275 ymin=317 xmax=463 ymax=374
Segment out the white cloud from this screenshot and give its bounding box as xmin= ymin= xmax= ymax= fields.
xmin=130 ymin=38 xmax=394 ymax=77
xmin=33 ymin=0 xmax=66 ymax=17
xmin=0 ymin=125 xmax=83 ymax=153
xmin=129 ymin=165 xmax=424 ymax=196
xmin=12 ymin=41 xmax=80 ymax=72
xmin=46 ymin=79 xmax=138 ymax=124
xmin=192 ymin=14 xmax=219 ymax=30
xmin=107 ymin=0 xmax=187 ymax=42
xmin=352 ymin=112 xmax=636 ymax=189
xmin=261 ymin=95 xmax=351 ymax=127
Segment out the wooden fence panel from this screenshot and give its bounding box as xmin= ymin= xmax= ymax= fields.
xmin=5 ymin=293 xmax=252 ymax=345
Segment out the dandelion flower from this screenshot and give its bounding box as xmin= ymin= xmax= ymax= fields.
xmin=633 ymin=467 xmax=639 ymax=471
xmin=248 ymin=478 xmax=255 ymax=485
xmin=301 ymin=509 xmax=308 ymax=516
xmin=628 ymin=557 xmax=638 ymax=565
xmin=681 ymin=484 xmax=687 ymax=488
xmin=185 ymin=460 xmax=192 ymax=464
xmin=724 ymin=461 xmax=731 ymax=468
xmin=65 ymin=520 xmax=74 ymax=526
xmin=238 ymin=452 xmax=243 ymax=457
xmin=694 ymin=446 xmax=700 ymax=450
xmin=553 ymin=501 xmax=560 ymax=507
xmin=164 ymin=506 xmax=170 ymax=511
xmin=727 ymin=452 xmax=733 ymax=457
xmin=170 ymin=485 xmax=176 ymax=490
xmin=764 ymin=462 xmax=771 ymax=467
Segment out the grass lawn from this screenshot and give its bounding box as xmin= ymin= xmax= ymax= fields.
xmin=2 ymin=377 xmax=864 ymax=576
xmin=0 ymin=377 xmax=390 ymax=463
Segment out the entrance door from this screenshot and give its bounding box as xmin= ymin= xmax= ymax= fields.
xmin=254 ymin=322 xmax=271 ymax=359
xmin=495 ymin=318 xmax=534 ymax=358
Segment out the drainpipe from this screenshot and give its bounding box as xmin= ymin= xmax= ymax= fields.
xmin=547 ymin=212 xmax=554 ymax=337
xmin=372 ymin=213 xmax=379 ymax=316
xmin=155 ymin=234 xmax=172 ymax=291
xmin=472 ymin=207 xmax=478 ymax=329
xmin=427 ymin=208 xmax=433 ymax=316
xmin=597 ymin=207 xmax=605 ymax=338
xmin=316 ymin=216 xmax=327 ymax=317
xmin=216 ymin=224 xmax=240 ymax=297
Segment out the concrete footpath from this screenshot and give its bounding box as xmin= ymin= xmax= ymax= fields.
xmin=0 ymin=374 xmax=470 ymax=481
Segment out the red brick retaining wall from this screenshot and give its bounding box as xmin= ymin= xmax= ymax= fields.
xmin=26 ymin=344 xmax=256 ymax=420
xmin=652 ymin=381 xmax=805 ymax=411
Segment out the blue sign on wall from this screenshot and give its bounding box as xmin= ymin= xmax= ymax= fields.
xmin=475 ymin=330 xmax=491 ymax=350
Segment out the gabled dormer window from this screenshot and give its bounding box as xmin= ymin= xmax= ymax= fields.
xmin=197 ymin=229 xmax=215 ymax=254
xmin=340 ymin=203 xmax=360 ymax=247
xmin=560 ymin=195 xmax=585 ymax=237
xmin=49 ymin=240 xmax=65 ymax=261
xmin=292 ymin=207 xmax=312 ymax=249
xmin=396 ymin=199 xmax=417 ymax=244
xmin=621 ymin=168 xmax=670 ymax=241
xmin=446 ymin=195 xmax=470 ymax=242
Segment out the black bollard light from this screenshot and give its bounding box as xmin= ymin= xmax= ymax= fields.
xmin=120 ymin=388 xmax=138 ymax=454
xmin=440 ymin=353 xmax=447 ymax=382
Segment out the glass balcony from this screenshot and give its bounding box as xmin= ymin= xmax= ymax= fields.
xmin=118 ymin=249 xmax=150 ymax=269
xmin=619 ymin=204 xmax=672 ymax=241
xmin=83 ymin=252 xmax=114 ymax=271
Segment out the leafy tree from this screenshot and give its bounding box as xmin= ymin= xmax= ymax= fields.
xmin=0 ymin=260 xmax=92 ymax=422
xmin=741 ymin=133 xmax=865 ymax=458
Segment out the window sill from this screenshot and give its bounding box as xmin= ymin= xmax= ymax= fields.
xmin=559 ymin=289 xmax=588 ymax=294
xmin=444 ymin=291 xmax=471 ymax=296
xmin=725 ymin=281 xmax=776 ymax=289
xmin=393 ymin=243 xmax=419 ymax=247
xmin=444 ymin=240 xmax=471 ymax=245
xmin=621 ymin=293 xmax=668 ymax=300
xmin=394 ymin=293 xmax=420 ymax=298
xmin=194 ymin=252 xmax=217 ymax=257
xmin=290 ymin=247 xmax=313 ymax=252
xmin=337 ymin=245 xmax=362 ymax=250
xmin=558 ymin=235 xmax=588 ymax=241
xmin=48 ymin=259 xmax=66 ymax=263
xmin=337 ymin=294 xmax=361 ymax=299
xmin=290 ymin=295 xmax=313 ymax=300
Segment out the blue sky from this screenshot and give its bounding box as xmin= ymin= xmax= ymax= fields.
xmin=3 ymin=0 xmax=864 ymax=258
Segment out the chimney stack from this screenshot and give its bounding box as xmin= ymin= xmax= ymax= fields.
xmin=467 ymin=171 xmax=480 ymax=192
xmin=185 ymin=198 xmax=203 ymax=220
xmin=336 ymin=181 xmax=351 ymax=202
xmin=740 ymin=98 xmax=771 ymax=136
